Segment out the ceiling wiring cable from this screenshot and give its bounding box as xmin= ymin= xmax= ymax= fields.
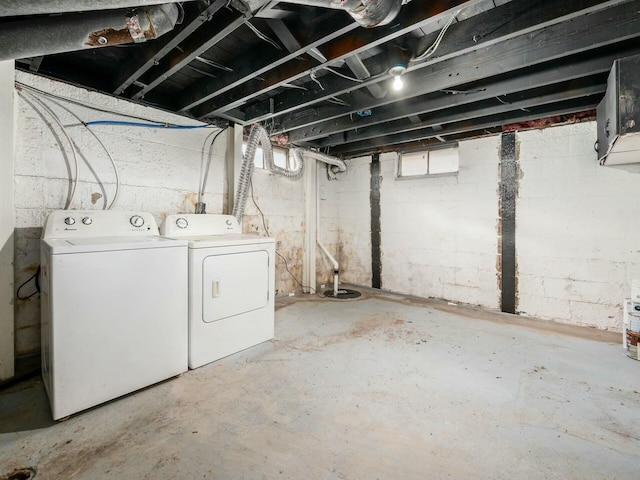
xmin=319 ymin=66 xmax=364 ymax=83
xmin=199 ymin=127 xmax=227 ymax=202
xmin=15 ymin=82 xmax=216 ymax=128
xmin=39 ymin=95 xmax=121 ymax=210
xmin=245 ymin=21 xmax=282 ymax=51
xmin=84 ymin=120 xmax=212 ymax=129
xmin=281 ymin=83 xmax=308 ymax=91
xmin=327 ymin=96 xmax=349 ymax=106
xmin=441 ymin=88 xmax=486 ymax=95
xmin=19 ymin=90 xmax=80 ymax=209
xmin=16 ymin=266 xmax=41 ymax=300
xmin=412 ymin=8 xmax=462 ymax=62
xmin=249 ymin=178 xmax=324 ymax=297
xmin=310 ymin=71 xmax=325 ymax=90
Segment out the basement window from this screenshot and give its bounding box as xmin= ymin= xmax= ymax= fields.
xmin=242 ymin=143 xmax=289 ymax=170
xmin=398 ymin=145 xmax=459 ymax=178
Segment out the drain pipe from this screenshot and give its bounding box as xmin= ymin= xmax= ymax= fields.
xmin=0 ymin=3 xmax=180 ymax=61
xmin=298 ymin=147 xmax=347 ymax=297
xmin=315 ymin=179 xmax=340 ymax=295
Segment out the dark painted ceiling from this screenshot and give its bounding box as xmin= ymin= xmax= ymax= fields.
xmin=6 ymin=0 xmax=640 ymax=158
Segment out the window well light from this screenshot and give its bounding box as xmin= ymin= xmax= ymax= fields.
xmin=389 ymin=65 xmax=407 ymax=91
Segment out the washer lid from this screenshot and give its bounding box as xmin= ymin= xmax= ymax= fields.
xmin=43 ymin=235 xmax=187 ymax=254
xmin=179 ymin=233 xmax=275 ymax=249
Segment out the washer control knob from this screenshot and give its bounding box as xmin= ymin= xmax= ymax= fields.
xmin=176 ymin=217 xmax=188 ymax=229
xmin=82 ymin=217 xmax=93 ymax=225
xmin=226 ymin=219 xmax=233 ymax=226
xmin=130 ymin=215 xmax=145 ymax=228
xmin=64 ymin=217 xmax=75 ymax=226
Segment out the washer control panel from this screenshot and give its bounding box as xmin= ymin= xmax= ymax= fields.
xmin=42 ymin=211 xmax=160 ymax=238
xmin=161 ymin=214 xmax=241 ymax=237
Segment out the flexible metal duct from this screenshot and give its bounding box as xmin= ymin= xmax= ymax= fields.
xmin=232 ymin=125 xmax=260 ymax=224
xmin=280 ymin=0 xmax=403 ymax=27
xmin=292 ymin=148 xmax=346 ymax=180
xmin=0 ymin=1 xmax=195 ymax=17
xmin=0 ymin=3 xmax=179 ymax=61
xmin=233 ymin=125 xmax=306 ymax=223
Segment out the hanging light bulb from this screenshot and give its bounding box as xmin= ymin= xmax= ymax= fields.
xmin=392 ymin=75 xmax=403 ymax=91
xmin=388 ymin=65 xmax=407 ymax=92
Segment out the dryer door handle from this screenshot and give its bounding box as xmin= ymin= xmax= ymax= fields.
xmin=212 ymin=280 xmax=220 ymax=298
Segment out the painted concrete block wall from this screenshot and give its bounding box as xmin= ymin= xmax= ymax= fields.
xmin=318 ymin=157 xmax=372 ymax=288
xmin=517 ymin=121 xmax=640 ymax=330
xmin=14 ymin=71 xmax=227 ymax=357
xmin=241 ymin=165 xmax=306 ymax=296
xmin=379 ymin=139 xmax=502 ymax=309
xmin=0 ymin=60 xmax=15 ymax=380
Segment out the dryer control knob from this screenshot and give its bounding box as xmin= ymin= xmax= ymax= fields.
xmin=130 ymin=215 xmax=145 ymax=227
xmin=225 ymin=219 xmax=233 ymax=226
xmin=64 ymin=217 xmax=75 ymax=226
xmin=176 ymin=217 xmax=188 ymax=229
xmin=82 ymin=217 xmax=93 ymax=225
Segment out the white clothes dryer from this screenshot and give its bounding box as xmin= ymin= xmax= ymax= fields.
xmin=161 ymin=214 xmax=275 ymax=369
xmin=40 ymin=210 xmax=188 ymax=420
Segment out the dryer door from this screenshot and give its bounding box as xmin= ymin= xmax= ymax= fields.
xmin=202 ymin=250 xmax=270 ymax=322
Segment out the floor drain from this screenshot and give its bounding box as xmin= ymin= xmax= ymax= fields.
xmin=1 ymin=468 xmax=36 ymax=480
xmin=324 ymin=288 xmax=362 ymax=299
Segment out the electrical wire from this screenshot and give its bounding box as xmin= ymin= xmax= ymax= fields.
xmin=19 ymin=90 xmax=80 ymax=209
xmin=309 ymin=66 xmax=364 ymax=92
xmin=412 ymin=9 xmax=461 ymax=61
xmin=38 ymin=95 xmax=121 ymax=210
xmin=199 ymin=127 xmax=227 ymax=201
xmin=441 ymin=88 xmax=486 ymax=95
xmin=327 ymin=96 xmax=349 ymax=106
xmin=84 ymin=120 xmax=211 ymax=129
xmin=16 ymin=266 xmax=41 ymax=300
xmin=16 ymin=82 xmax=216 ymax=128
xmin=320 ymin=66 xmax=364 ymax=83
xmin=281 ymin=83 xmax=308 ymax=91
xmin=310 ymin=71 xmax=325 ymax=90
xmin=246 ymin=21 xmax=282 ymax=51
xmin=249 ymin=179 xmax=324 ymax=297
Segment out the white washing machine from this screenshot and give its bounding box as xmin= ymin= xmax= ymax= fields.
xmin=161 ymin=214 xmax=275 ymax=369
xmin=40 ymin=210 xmax=188 ymax=420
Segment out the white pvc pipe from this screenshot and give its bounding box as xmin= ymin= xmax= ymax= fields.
xmin=315 ymin=159 xmax=340 ymax=296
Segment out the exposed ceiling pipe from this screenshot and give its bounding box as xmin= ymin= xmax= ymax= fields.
xmin=280 ymin=0 xmax=403 ymax=28
xmin=0 ymin=3 xmax=180 ymax=61
xmin=0 ymin=1 xmax=195 ymax=17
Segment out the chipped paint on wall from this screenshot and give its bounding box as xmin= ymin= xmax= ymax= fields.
xmin=379 ymin=140 xmax=502 ymax=310
xmin=318 ymin=157 xmax=373 ymax=289
xmin=13 ymin=71 xmax=227 ymax=356
xmin=516 ymin=122 xmax=640 ymax=331
xmin=241 ymin=168 xmax=306 ymax=296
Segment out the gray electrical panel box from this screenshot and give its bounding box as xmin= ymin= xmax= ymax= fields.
xmin=597 ymin=54 xmax=640 ymax=165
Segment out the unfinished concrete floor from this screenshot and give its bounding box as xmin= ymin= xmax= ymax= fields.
xmin=1 ymin=290 xmax=639 ymax=479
